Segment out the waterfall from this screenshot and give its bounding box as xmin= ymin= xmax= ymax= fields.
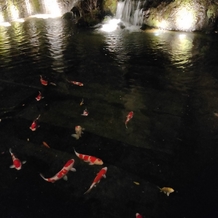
xmin=115 ymin=0 xmax=145 ymax=26
xmin=0 ymin=0 xmax=77 ymax=24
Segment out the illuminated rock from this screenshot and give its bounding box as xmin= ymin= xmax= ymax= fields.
xmin=143 ymin=0 xmax=218 ymax=32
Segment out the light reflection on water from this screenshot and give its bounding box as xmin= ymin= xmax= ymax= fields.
xmin=0 ymin=18 xmax=218 ymax=153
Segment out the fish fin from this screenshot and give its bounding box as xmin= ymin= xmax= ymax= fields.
xmin=84 ymin=183 xmax=95 ymax=194
xmin=63 ymin=175 xmax=68 ymax=181
xmin=22 ymin=161 xmax=27 ymax=164
xmin=70 ymin=167 xmax=76 ymax=172
xmin=84 ymin=188 xmax=92 ymax=195
xmin=89 ymin=162 xmax=94 ymax=165
xmin=167 ymin=192 xmax=170 ymax=196
xmin=40 ymin=174 xmax=47 ymax=181
xmin=71 ymin=134 xmax=80 ymax=140
xmin=10 ymin=165 xmax=15 ymax=168
xmin=103 ymin=175 xmax=106 ymax=178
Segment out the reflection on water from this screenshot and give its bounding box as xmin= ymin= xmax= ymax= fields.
xmin=0 ymin=18 xmax=218 ymax=153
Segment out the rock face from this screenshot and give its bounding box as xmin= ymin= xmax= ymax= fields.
xmin=143 ymin=0 xmax=218 ymax=32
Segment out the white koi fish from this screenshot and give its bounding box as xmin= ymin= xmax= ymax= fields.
xmin=71 ymin=125 xmax=85 ymax=140
xmin=40 ymin=159 xmax=76 ymax=183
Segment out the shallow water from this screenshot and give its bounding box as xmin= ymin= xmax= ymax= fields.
xmin=1 ymin=18 xmax=218 ymax=218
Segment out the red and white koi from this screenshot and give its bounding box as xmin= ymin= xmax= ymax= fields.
xmin=84 ymin=167 xmax=107 ymax=194
xmin=125 ymin=111 xmax=134 ymax=128
xmin=9 ymin=149 xmax=26 ymax=170
xmin=136 ymin=213 xmax=143 ymax=218
xmin=29 ymin=114 xmax=41 ymax=131
xmin=35 ymin=91 xmax=44 ymax=101
xmin=71 ymin=125 xmax=85 ymax=140
xmin=68 ymin=80 xmax=84 ymax=87
xmin=40 ymin=159 xmax=76 ymax=183
xmin=40 ymin=75 xmax=48 ymax=86
xmin=74 ymin=148 xmax=103 ymax=165
xmin=81 ymin=108 xmax=89 ymax=116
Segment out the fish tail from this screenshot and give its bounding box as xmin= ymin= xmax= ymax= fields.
xmin=40 ymin=173 xmax=47 ymax=181
xmin=9 ymin=148 xmax=12 ymax=154
xmin=84 ymin=183 xmax=94 ymax=194
xmin=72 ymin=134 xmax=80 ymax=140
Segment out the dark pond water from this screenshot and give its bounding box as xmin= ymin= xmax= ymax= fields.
xmin=1 ymin=17 xmax=218 ymax=218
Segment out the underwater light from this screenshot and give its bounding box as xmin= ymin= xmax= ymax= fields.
xmin=158 ymin=20 xmax=168 ymax=30
xmin=176 ymin=7 xmax=195 ymax=31
xmin=101 ymin=18 xmax=121 ymax=32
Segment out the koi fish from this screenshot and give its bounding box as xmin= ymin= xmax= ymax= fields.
xmin=125 ymin=111 xmax=134 ymax=128
xmin=136 ymin=213 xmax=143 ymax=218
xmin=80 ymin=98 xmax=84 ymax=106
xmin=42 ymin=141 xmax=50 ymax=148
xmin=84 ymin=167 xmax=107 ymax=194
xmin=68 ymin=80 xmax=84 ymax=86
xmin=71 ymin=125 xmax=85 ymax=140
xmin=81 ymin=108 xmax=89 ymax=116
xmin=29 ymin=114 xmax=41 ymax=131
xmin=40 ymin=159 xmax=76 ymax=183
xmin=35 ymin=91 xmax=44 ymax=101
xmin=9 ymin=149 xmax=26 ymax=170
xmin=158 ymin=186 xmax=174 ymax=196
xmin=74 ymin=148 xmax=103 ymax=165
xmin=40 ymin=75 xmax=48 ymax=86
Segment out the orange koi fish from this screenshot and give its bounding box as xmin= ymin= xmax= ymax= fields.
xmin=35 ymin=91 xmax=44 ymax=101
xmin=40 ymin=75 xmax=48 ymax=86
xmin=74 ymin=148 xmax=103 ymax=165
xmin=29 ymin=114 xmax=41 ymax=131
xmin=9 ymin=149 xmax=26 ymax=170
xmin=42 ymin=141 xmax=50 ymax=148
xmin=81 ymin=108 xmax=89 ymax=116
xmin=80 ymin=98 xmax=84 ymax=106
xmin=136 ymin=213 xmax=143 ymax=218
xmin=125 ymin=111 xmax=134 ymax=128
xmin=40 ymin=159 xmax=76 ymax=183
xmin=84 ymin=167 xmax=107 ymax=194
xmin=158 ymin=186 xmax=174 ymax=196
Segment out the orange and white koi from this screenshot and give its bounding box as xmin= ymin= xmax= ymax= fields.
xmin=9 ymin=149 xmax=26 ymax=170
xmin=74 ymin=148 xmax=103 ymax=165
xmin=29 ymin=114 xmax=40 ymax=131
xmin=84 ymin=167 xmax=107 ymax=194
xmin=40 ymin=159 xmax=76 ymax=183
xmin=40 ymin=75 xmax=48 ymax=86
xmin=81 ymin=108 xmax=89 ymax=116
xmin=158 ymin=186 xmax=174 ymax=196
xmin=71 ymin=125 xmax=85 ymax=140
xmin=35 ymin=91 xmax=44 ymax=101
xmin=125 ymin=111 xmax=134 ymax=128
xmin=80 ymin=98 xmax=84 ymax=106
xmin=42 ymin=141 xmax=50 ymax=148
xmin=136 ymin=213 xmax=143 ymax=218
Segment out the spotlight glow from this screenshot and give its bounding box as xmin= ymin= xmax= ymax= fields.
xmin=176 ymin=7 xmax=195 ymax=31
xmin=101 ymin=18 xmax=120 ymax=32
xmin=42 ymin=0 xmax=61 ymax=17
xmin=29 ymin=14 xmax=60 ymax=19
xmin=0 ymin=22 xmax=11 ymax=27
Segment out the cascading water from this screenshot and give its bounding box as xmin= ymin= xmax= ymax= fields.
xmin=0 ymin=0 xmax=76 ymax=24
xmin=115 ymin=0 xmax=146 ymax=26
